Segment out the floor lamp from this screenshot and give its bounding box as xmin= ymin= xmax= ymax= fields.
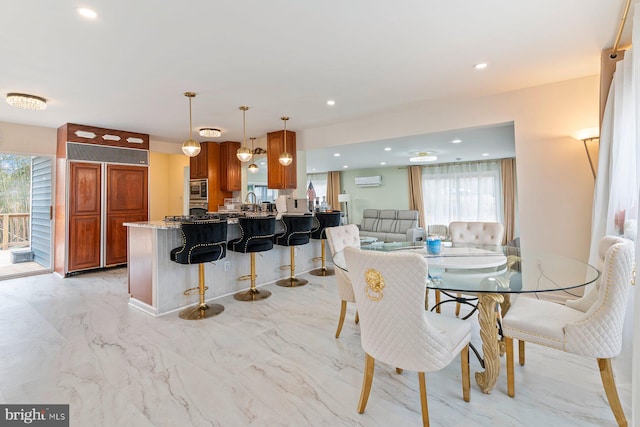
xmin=338 ymin=194 xmax=350 ymax=224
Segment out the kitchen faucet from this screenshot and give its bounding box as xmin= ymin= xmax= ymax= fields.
xmin=245 ymin=191 xmax=257 ymax=205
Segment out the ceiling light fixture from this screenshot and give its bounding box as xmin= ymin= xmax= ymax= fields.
xmin=278 ymin=116 xmax=293 ymax=166
xmin=199 ymin=128 xmax=221 ymax=138
xmin=451 ymin=139 xmax=462 ymax=144
xmin=333 ymin=153 xmax=341 ymax=157
xmin=236 ymin=106 xmax=252 ymax=162
xmin=181 ymin=92 xmax=201 ymax=157
xmin=327 ymin=100 xmax=336 ymax=106
xmin=384 ymin=147 xmax=391 ymax=151
xmin=482 ymin=153 xmax=489 ymax=156
xmin=474 ymin=63 xmax=488 ymax=70
xmin=6 ymin=93 xmax=47 ymax=110
xmin=380 ymin=162 xmax=386 ymax=165
xmin=248 ymin=137 xmax=259 ymax=173
xmin=409 ymin=152 xmax=438 ymax=162
xmin=77 ymin=7 xmax=97 ymax=19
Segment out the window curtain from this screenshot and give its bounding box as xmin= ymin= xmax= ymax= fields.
xmin=408 ymin=166 xmax=425 ymax=227
xmin=326 ymin=171 xmax=341 ymax=211
xmin=501 ymin=158 xmax=517 ymax=244
xmin=421 ymin=160 xmax=502 ymax=226
xmin=592 ymin=10 xmax=640 ymax=425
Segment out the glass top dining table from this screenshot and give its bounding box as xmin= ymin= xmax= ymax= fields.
xmin=332 ymin=241 xmax=600 ymax=394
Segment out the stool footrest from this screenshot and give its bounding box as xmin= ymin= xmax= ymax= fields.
xmin=279 ymin=265 xmax=291 ymax=270
xmin=184 ymin=285 xmax=209 ymax=296
xmin=238 ymin=275 xmax=252 ymax=281
xmin=311 ymin=256 xmax=322 ymax=262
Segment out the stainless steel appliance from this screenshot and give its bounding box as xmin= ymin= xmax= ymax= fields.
xmin=189 ymin=179 xmax=208 ymax=202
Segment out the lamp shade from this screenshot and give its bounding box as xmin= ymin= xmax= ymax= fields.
xmin=338 ymin=194 xmax=351 ymax=203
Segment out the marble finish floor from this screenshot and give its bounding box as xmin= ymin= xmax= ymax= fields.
xmin=0 ymin=267 xmax=631 ymax=426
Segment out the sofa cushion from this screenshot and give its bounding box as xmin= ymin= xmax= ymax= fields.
xmin=361 ymin=209 xmax=379 ymax=232
xmin=376 ymin=210 xmax=397 ymax=232
xmin=395 ymin=210 xmax=418 ymax=233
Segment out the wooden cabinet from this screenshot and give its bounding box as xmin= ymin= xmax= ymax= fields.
xmin=267 ymin=130 xmax=297 ymax=189
xmin=105 ymin=165 xmax=149 ymax=265
xmin=189 ymin=142 xmax=209 ymax=179
xmin=67 ymin=162 xmax=101 ymax=272
xmin=219 ymin=141 xmax=241 ymax=191
xmin=204 ymin=142 xmax=233 ymax=212
xmin=55 ymin=123 xmax=149 ymax=276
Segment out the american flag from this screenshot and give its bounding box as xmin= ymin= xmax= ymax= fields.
xmin=307 ymin=181 xmax=316 ymax=201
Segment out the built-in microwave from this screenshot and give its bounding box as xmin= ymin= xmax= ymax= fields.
xmin=189 ymin=179 xmax=208 ymax=201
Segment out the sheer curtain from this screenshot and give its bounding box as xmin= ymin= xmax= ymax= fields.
xmin=421 ymin=160 xmax=503 ymax=226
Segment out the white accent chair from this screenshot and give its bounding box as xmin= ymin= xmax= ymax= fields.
xmin=502 ymin=236 xmax=634 ymax=427
xmin=325 ymin=224 xmax=361 ymax=338
xmin=344 ymin=246 xmax=471 ymax=426
xmin=441 ymin=221 xmax=505 ymax=315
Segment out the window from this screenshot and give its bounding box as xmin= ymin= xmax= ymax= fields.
xmin=421 ymin=160 xmax=502 ymax=225
xmin=306 ymin=173 xmax=328 ymax=207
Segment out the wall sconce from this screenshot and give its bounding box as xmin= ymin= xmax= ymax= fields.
xmin=571 ymin=127 xmax=599 ymax=180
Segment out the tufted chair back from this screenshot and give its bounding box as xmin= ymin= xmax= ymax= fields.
xmin=449 ymin=221 xmax=504 ymax=245
xmin=310 ymin=211 xmax=342 ymax=239
xmin=171 ymin=220 xmax=228 ymax=265
xmin=326 ymin=224 xmax=361 ymax=303
xmin=228 ymin=216 xmax=275 ymax=253
xmin=344 ymin=246 xmax=471 ymax=372
xmin=274 ymin=214 xmax=314 ymax=246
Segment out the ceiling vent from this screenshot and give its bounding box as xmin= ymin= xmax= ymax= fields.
xmin=355 ymin=176 xmax=382 ymax=187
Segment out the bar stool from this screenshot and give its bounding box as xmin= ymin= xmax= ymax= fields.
xmin=309 ymin=211 xmax=341 ymax=276
xmin=229 ymin=216 xmax=276 ymax=301
xmin=170 ymin=220 xmax=228 ymax=320
xmin=275 ymin=214 xmax=314 ymax=287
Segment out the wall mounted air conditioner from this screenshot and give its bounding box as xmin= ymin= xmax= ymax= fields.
xmin=355 ymin=175 xmax=382 ymax=187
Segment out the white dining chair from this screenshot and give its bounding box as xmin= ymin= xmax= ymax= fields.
xmin=502 ymin=236 xmax=634 ymax=427
xmin=325 ymin=224 xmax=361 ymax=338
xmin=443 ymin=221 xmax=505 ymax=315
xmin=344 ymin=246 xmax=471 ymax=426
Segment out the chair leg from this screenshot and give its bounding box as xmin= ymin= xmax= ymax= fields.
xmin=179 ymin=263 xmax=224 ymax=320
xmin=358 ymin=353 xmax=375 ymax=414
xmin=505 ymin=337 xmax=515 ymax=397
xmin=335 ymin=300 xmax=347 ymax=338
xmin=518 ymin=340 xmax=525 ymax=366
xmin=455 ymin=293 xmax=461 ymax=316
xmin=461 ymin=344 xmax=470 ymax=402
xmin=234 ymin=253 xmax=272 ymax=301
xmin=598 ymin=358 xmax=628 ymax=427
xmin=418 ymin=372 xmax=430 ymax=427
xmin=355 ymin=310 xmax=359 ymax=324
xmin=277 ymin=246 xmax=308 ymax=287
xmin=435 ymin=290 xmax=441 ymax=314
xmin=396 ymin=368 xmax=403 ymax=374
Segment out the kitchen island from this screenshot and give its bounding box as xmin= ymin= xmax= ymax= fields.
xmin=125 ymin=218 xmax=324 ymax=316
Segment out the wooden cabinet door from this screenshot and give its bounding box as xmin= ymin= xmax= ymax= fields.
xmin=189 ymin=142 xmax=208 ymax=179
xmin=68 ymin=162 xmax=101 ymax=272
xmin=220 ymin=141 xmax=241 ymax=191
xmin=105 ymin=164 xmax=148 ymax=266
xmin=267 ymin=130 xmax=297 ymax=189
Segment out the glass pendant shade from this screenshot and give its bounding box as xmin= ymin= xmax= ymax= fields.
xmin=182 ymin=92 xmax=201 ymax=157
xmin=248 ymin=163 xmax=259 ymax=173
xmin=279 ymin=152 xmax=293 ymax=166
xmin=279 ymin=116 xmax=292 ymax=166
xmin=237 ymin=146 xmax=252 ymax=162
xmin=182 ymin=139 xmax=201 ymax=157
xmin=236 ymin=106 xmax=252 ymax=162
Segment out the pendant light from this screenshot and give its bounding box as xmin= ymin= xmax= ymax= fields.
xmin=248 ymin=137 xmax=259 ymax=173
xmin=236 ymin=106 xmax=252 ymax=162
xmin=278 ymin=116 xmax=293 ymax=166
xmin=181 ymin=92 xmax=201 ymax=157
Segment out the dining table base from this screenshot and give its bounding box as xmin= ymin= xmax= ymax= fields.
xmin=475 ymin=293 xmax=504 ymax=394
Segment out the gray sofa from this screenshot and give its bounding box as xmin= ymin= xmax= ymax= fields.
xmin=358 ymin=209 xmax=425 ymax=242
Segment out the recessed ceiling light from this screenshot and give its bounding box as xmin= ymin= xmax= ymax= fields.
xmin=384 ymin=147 xmax=391 ymax=151
xmin=326 ymin=100 xmax=336 ymax=106
xmin=333 ymin=153 xmax=340 ymax=157
xmin=380 ymin=162 xmax=386 ymax=165
xmin=481 ymin=153 xmax=489 ymax=156
xmin=409 ymin=152 xmax=438 ymax=162
xmin=451 ymin=139 xmax=462 ymax=144
xmin=343 ymin=165 xmax=348 ymax=168
xmin=474 ymin=63 xmax=488 ymax=70
xmin=260 ymin=162 xmax=266 ymax=165
xmin=77 ymin=7 xmax=98 ymax=19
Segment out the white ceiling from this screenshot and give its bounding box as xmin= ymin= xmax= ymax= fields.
xmin=0 ymin=1 xmax=631 ymax=172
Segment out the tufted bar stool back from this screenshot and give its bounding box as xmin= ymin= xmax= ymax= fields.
xmin=170 ymin=220 xmax=228 ymax=320
xmin=275 ymin=214 xmax=314 ymax=287
xmin=229 ymin=216 xmax=276 ymax=301
xmin=310 ymin=211 xmax=342 ymax=277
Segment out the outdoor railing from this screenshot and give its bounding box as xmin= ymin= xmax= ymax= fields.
xmin=0 ymin=213 xmax=30 ymax=250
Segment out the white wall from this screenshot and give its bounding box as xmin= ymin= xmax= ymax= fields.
xmin=300 ymin=75 xmax=599 ymax=259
